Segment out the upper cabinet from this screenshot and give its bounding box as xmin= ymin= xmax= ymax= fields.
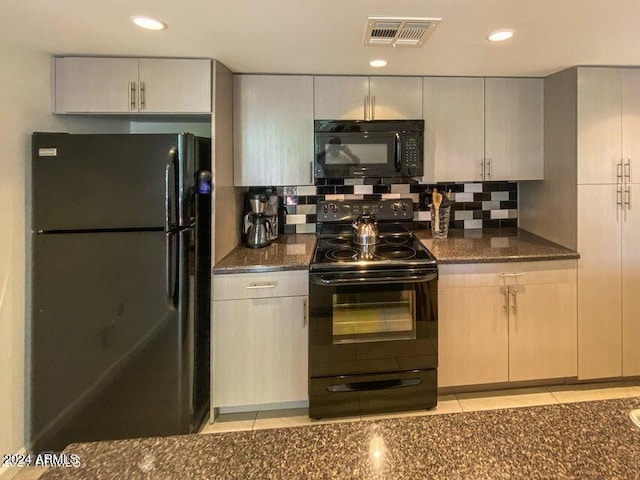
xmin=485 ymin=78 xmax=544 ymax=181
xmin=423 ymin=77 xmax=485 ymax=182
xmin=314 ymin=76 xmax=423 ymax=120
xmin=314 ymin=76 xmax=369 ymax=120
xmin=54 ymin=57 xmax=212 ymax=114
xmin=233 ymin=75 xmax=314 ymax=186
xmin=577 ymin=68 xmax=640 ymax=185
xmin=423 ymin=77 xmax=543 ymax=182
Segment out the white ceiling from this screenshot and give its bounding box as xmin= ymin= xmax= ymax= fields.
xmin=4 ymin=0 xmax=640 ymax=77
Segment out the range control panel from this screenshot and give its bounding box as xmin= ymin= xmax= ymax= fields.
xmin=317 ymin=199 xmax=415 ymax=223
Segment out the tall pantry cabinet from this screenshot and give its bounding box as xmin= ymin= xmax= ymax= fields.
xmin=521 ymin=67 xmax=640 ymax=379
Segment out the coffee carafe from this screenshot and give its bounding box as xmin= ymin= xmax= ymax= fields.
xmin=243 ymin=189 xmax=279 ymax=248
xmin=247 ymin=214 xmax=272 ymax=248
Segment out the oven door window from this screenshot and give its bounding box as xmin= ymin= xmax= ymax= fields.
xmin=332 ymin=286 xmax=416 ymax=344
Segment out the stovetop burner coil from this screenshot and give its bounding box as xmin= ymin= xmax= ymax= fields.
xmin=326 ymin=247 xmax=359 ymax=261
xmin=373 ymin=244 xmax=416 ymax=260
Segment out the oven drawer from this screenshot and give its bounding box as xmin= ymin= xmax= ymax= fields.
xmin=213 ymin=270 xmax=308 ymax=301
xmin=309 ymin=369 xmax=437 ymax=419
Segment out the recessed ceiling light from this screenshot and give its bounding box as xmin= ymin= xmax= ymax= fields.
xmin=487 ymin=29 xmax=515 ymax=42
xmin=369 ymin=59 xmax=387 ymax=68
xmin=131 ymin=16 xmax=168 ymax=31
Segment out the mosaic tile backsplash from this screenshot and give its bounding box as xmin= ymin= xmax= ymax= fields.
xmin=274 ymin=180 xmax=518 ymax=234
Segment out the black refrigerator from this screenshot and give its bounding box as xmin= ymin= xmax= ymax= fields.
xmin=30 ymin=133 xmax=212 ymax=452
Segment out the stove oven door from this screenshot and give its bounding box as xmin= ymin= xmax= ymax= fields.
xmin=308 ymin=268 xmax=438 ymax=418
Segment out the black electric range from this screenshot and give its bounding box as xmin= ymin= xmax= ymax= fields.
xmin=308 ymin=199 xmax=439 ymax=419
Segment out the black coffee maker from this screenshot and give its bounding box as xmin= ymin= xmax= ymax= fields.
xmin=242 ymin=188 xmax=279 ymax=248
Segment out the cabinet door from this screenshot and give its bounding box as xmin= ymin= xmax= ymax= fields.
xmin=314 ymin=76 xmax=369 ymax=120
xmin=138 ymin=59 xmax=211 ymax=113
xmin=485 ymin=78 xmax=544 ymax=181
xmin=508 ymin=282 xmax=577 ymax=381
xmin=234 ymin=75 xmax=314 ymax=186
xmin=622 ymin=183 xmax=640 ymax=375
xmin=369 ymin=76 xmax=423 ymax=119
xmin=54 ymin=57 xmax=138 ymax=113
xmin=577 ymin=68 xmax=622 ymax=185
xmin=622 ymin=69 xmax=640 ymax=183
xmin=422 ymin=77 xmax=485 ymax=182
xmin=577 ymin=184 xmax=622 ymax=379
xmin=438 ymin=286 xmax=509 ymax=387
xmin=212 ymin=296 xmax=308 ymax=407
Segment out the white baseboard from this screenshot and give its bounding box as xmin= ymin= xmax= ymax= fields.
xmin=0 ymin=447 xmax=26 ymax=480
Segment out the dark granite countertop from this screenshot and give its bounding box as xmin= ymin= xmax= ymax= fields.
xmin=415 ymin=227 xmax=580 ymax=264
xmin=212 ymin=234 xmax=316 ymax=274
xmin=40 ymin=397 xmax=640 ymax=479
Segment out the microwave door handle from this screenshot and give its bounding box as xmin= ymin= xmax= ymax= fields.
xmin=395 ymin=133 xmax=402 ymax=172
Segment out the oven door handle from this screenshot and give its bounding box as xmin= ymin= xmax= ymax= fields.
xmin=311 ymin=270 xmax=437 ymax=286
xmin=327 ymin=377 xmax=422 ymax=393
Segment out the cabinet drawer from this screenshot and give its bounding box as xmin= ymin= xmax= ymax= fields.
xmin=213 ymin=270 xmax=309 ymax=300
xmin=439 ymin=260 xmax=577 ymax=288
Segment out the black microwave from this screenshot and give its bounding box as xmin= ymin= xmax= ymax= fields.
xmin=314 ymin=119 xmax=424 ymax=179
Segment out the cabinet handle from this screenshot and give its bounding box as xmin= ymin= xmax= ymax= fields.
xmin=486 ymin=158 xmax=491 ymax=179
xmin=129 ymin=81 xmax=136 ymax=110
xmin=303 ymin=298 xmax=308 ymax=327
xmin=510 ymin=290 xmax=517 ymax=313
xmin=502 ymin=287 xmax=509 ymax=312
xmin=499 ymin=272 xmax=525 ymax=278
xmin=364 ymin=96 xmax=369 ymax=120
xmin=139 ymin=81 xmax=146 ymax=110
xmin=625 ymin=185 xmax=631 ymax=209
xmin=309 ymin=161 xmax=314 ymax=184
xmin=480 ymin=160 xmax=485 ymax=180
xmin=617 ymin=161 xmax=624 ymax=184
xmin=617 ymin=185 xmax=623 ymax=206
xmin=371 ymin=95 xmax=376 ymax=120
xmin=625 ymin=159 xmax=632 ymax=183
xmin=245 ymin=283 xmax=277 ymax=289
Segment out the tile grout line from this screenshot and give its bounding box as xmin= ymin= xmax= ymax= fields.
xmin=452 ymin=395 xmax=468 ymax=413
xmin=545 ymin=386 xmax=564 ymax=404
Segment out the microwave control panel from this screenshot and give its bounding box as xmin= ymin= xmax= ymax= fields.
xmin=401 ymin=135 xmax=422 ymax=176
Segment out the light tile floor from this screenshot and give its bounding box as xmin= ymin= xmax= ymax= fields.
xmin=11 ymin=380 xmax=640 ymax=480
xmin=200 ymin=380 xmax=640 ymax=434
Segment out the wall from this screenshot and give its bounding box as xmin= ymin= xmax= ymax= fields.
xmin=0 ymin=41 xmax=128 ymax=475
xmin=130 ymin=120 xmax=211 ymax=137
xmin=279 ymin=180 xmax=518 ymax=233
xmin=211 ymin=62 xmax=242 ymax=264
xmin=520 ymin=68 xmax=578 ymax=249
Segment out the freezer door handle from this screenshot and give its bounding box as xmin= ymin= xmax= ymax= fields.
xmin=165 ymin=148 xmax=179 ymax=231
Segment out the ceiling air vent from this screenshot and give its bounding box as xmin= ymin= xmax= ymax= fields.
xmin=363 ymin=17 xmax=441 ymax=47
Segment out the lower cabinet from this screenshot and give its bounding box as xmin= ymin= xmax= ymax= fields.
xmin=211 ymin=270 xmax=308 ymax=408
xmin=438 ymin=261 xmax=577 ymax=388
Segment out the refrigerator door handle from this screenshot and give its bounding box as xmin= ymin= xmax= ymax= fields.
xmin=165 ymin=232 xmax=177 ymax=309
xmin=165 ymin=148 xmax=180 ymax=310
